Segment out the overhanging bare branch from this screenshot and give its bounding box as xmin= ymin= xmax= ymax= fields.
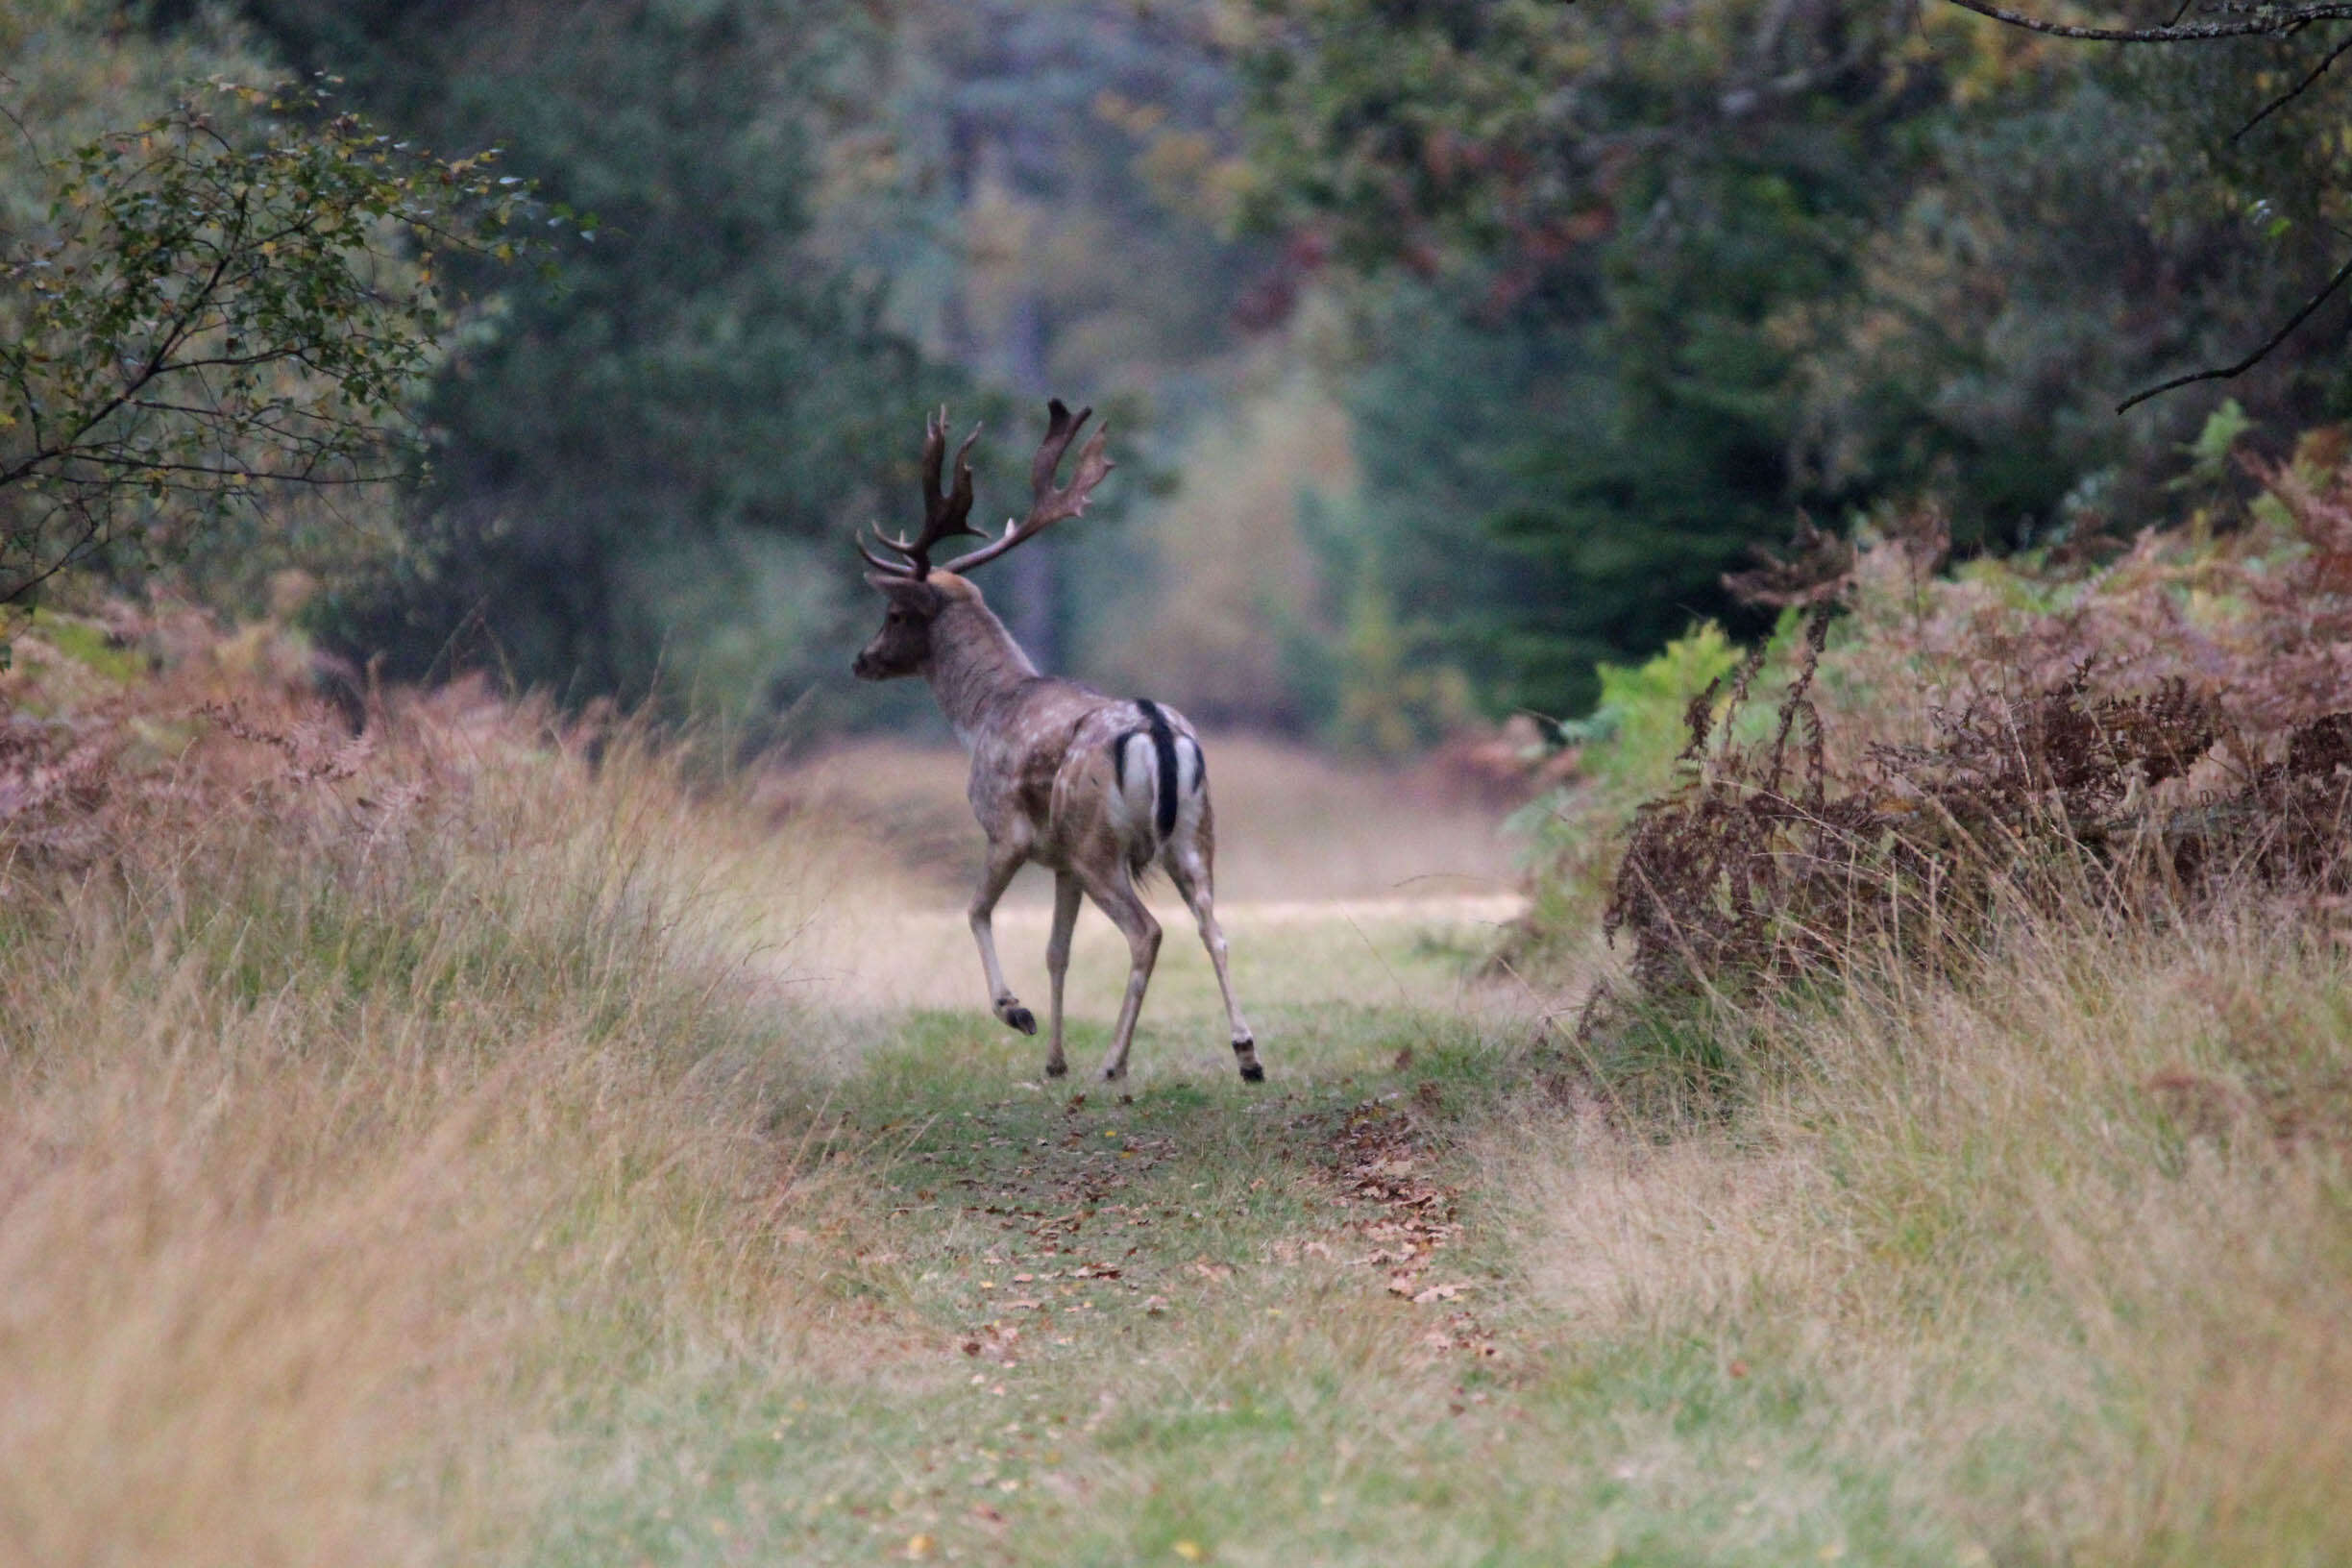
xmin=2117 ymin=249 xmax=2352 ymax=412
xmin=1939 ymin=0 xmax=2352 ymax=41
xmin=2233 ymin=28 xmax=2352 ymax=137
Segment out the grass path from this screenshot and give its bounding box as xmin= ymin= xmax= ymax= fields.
xmin=530 ymin=887 xmax=1973 ymax=1568
xmin=541 ymin=898 xmax=1539 ymax=1566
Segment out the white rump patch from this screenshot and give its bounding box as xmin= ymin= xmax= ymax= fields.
xmin=1109 ymin=730 xmax=1161 ymax=847
xmin=1175 ymin=735 xmax=1203 ymax=795
xmin=1169 ymin=735 xmax=1207 ymax=842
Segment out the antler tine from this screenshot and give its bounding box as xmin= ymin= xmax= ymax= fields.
xmin=920 ymin=406 xmax=984 ymax=540
xmin=857 ymin=527 xmax=914 ymax=576
xmin=861 ymin=405 xmax=986 ymax=579
xmin=1030 ymin=398 xmax=1085 ymax=498
xmin=939 ymin=398 xmax=1114 ymax=576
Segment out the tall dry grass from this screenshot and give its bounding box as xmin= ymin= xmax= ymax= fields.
xmin=1501 ymin=903 xmax=2352 ymax=1565
xmin=0 ymin=648 xmax=887 ymax=1565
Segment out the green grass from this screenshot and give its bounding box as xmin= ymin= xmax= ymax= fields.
xmin=527 ymin=989 xmax=1511 ymax=1567
xmin=521 ymin=973 xmax=1991 ymax=1568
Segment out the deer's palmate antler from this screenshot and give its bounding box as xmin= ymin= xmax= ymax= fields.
xmin=857 ymin=406 xmax=984 ymax=579
xmin=848 ymin=400 xmax=1262 ymax=1090
xmin=934 ymin=399 xmax=1113 ymax=574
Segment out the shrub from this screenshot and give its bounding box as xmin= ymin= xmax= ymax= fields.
xmin=1561 ymin=439 xmax=2352 ymax=1094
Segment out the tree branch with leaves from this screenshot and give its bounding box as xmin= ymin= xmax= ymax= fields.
xmin=0 ymin=75 xmax=576 ymax=608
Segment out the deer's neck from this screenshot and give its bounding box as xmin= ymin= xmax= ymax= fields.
xmin=927 ymin=599 xmax=1040 ymax=747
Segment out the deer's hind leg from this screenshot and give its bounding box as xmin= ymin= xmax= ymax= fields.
xmin=1164 ymin=826 xmax=1262 ymax=1082
xmin=1075 ymin=860 xmax=1161 ymax=1086
xmin=969 ymin=841 xmax=1037 ymax=1036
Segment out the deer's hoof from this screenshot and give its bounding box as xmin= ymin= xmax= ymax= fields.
xmin=1000 ymin=1004 xmax=1037 ymax=1036
xmin=1043 ymin=1058 xmax=1068 ymax=1079
xmin=1238 ymin=1062 xmax=1265 ymax=1084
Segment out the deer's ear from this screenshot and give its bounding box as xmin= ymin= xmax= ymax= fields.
xmin=867 ymin=574 xmax=943 ymax=613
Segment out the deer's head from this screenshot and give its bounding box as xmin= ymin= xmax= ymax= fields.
xmin=851 ymin=576 xmax=945 ymax=680
xmin=850 ymin=400 xmax=1112 ymax=681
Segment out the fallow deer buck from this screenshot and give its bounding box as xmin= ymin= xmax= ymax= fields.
xmin=851 ymin=399 xmax=1262 ymax=1088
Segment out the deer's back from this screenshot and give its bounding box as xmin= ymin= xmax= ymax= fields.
xmin=965 ymin=677 xmax=1199 ymax=869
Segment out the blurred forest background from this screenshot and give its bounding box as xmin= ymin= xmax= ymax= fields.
xmin=7 ymin=0 xmax=2349 ymax=746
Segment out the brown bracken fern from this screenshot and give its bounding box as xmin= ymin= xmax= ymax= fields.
xmin=1599 ymin=585 xmax=2352 ymax=1019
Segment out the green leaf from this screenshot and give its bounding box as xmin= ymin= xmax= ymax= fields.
xmin=2173 ymin=399 xmax=2254 ymax=489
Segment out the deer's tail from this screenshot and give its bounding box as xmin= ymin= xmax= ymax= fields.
xmin=1111 ymin=699 xmax=1204 ymax=874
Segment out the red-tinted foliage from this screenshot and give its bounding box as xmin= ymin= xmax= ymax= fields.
xmin=1593 ymin=450 xmax=2352 ymax=1020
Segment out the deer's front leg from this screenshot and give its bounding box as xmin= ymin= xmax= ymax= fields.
xmin=968 ymin=843 xmax=1035 ymax=1036
xmin=1042 ymin=871 xmax=1081 ymax=1077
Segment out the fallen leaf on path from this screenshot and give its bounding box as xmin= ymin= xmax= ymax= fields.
xmin=1324 ymin=1100 xmax=1507 ymax=1361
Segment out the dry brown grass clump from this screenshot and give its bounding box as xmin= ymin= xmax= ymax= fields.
xmin=1602 ymin=612 xmax=2351 ymax=1014
xmin=0 ymin=609 xmax=887 ymax=1565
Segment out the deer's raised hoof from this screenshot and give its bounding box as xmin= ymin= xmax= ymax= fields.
xmin=996 ymin=1000 xmax=1038 ymax=1036
xmin=1233 ymin=1035 xmax=1264 ymax=1082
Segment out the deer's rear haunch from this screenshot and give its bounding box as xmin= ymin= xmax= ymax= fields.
xmin=851 ymin=400 xmax=1262 ymax=1087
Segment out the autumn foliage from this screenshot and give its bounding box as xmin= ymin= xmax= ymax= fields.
xmin=1580 ymin=435 xmax=2352 ymax=1028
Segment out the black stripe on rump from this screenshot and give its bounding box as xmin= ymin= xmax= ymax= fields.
xmin=1136 ymin=698 xmax=1180 ymax=838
